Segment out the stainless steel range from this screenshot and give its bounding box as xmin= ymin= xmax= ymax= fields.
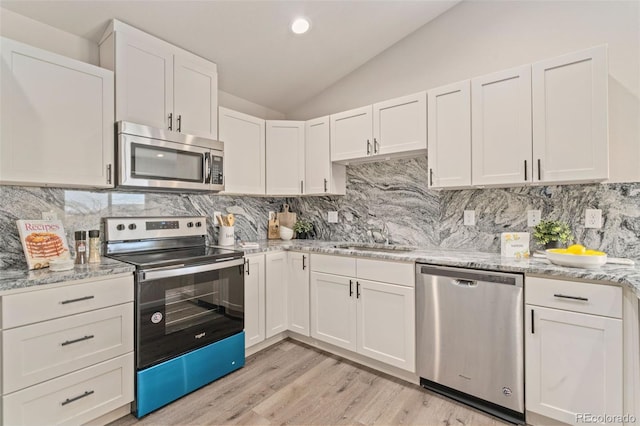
xmin=103 ymin=216 xmax=245 ymax=418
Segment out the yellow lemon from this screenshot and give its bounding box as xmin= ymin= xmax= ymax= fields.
xmin=567 ymin=244 xmax=586 ymax=255
xmin=585 ymin=249 xmax=606 ymax=256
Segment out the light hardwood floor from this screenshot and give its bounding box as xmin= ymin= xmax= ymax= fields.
xmin=110 ymin=339 xmax=508 ymax=425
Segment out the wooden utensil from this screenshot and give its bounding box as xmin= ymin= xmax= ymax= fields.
xmin=227 ymin=213 xmax=235 ymax=226
xmin=277 ymin=204 xmax=296 ymax=230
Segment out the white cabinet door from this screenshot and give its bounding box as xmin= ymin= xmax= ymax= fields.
xmin=174 ymin=54 xmax=218 ymax=139
xmin=0 ymin=37 xmax=114 ymax=188
xmin=304 ymin=116 xmax=346 ymax=195
xmin=265 ymin=252 xmax=288 ymax=338
xmin=287 ymin=252 xmax=310 ymax=336
xmin=330 ymin=105 xmax=373 ymax=162
xmin=266 ymin=120 xmax=305 ymax=195
xmin=526 ymin=305 xmax=623 ymax=425
xmin=113 ymin=32 xmax=173 ymax=130
xmin=373 ymin=92 xmax=427 ymax=156
xmin=244 ymin=254 xmax=265 ymax=348
xmin=427 ymin=80 xmax=472 ymax=188
xmin=218 ymin=107 xmax=265 ymax=194
xmin=472 ymin=66 xmax=532 ymax=186
xmin=356 ymin=280 xmax=415 ymax=372
xmin=532 ymin=45 xmax=608 ymax=183
xmin=310 ymin=272 xmax=357 ymax=351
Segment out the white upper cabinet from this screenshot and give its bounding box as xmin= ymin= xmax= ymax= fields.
xmin=372 ymin=92 xmax=427 ymax=157
xmin=532 ymin=45 xmax=608 ymax=183
xmin=173 ymin=54 xmax=218 ymax=139
xmin=218 ymin=107 xmax=266 ymax=194
xmin=100 ymin=20 xmax=218 ymax=139
xmin=266 ymin=120 xmax=305 ymax=195
xmin=330 ymin=105 xmax=373 ymax=162
xmin=0 ymin=37 xmax=114 ymax=188
xmin=427 ymin=80 xmax=472 ymax=188
xmin=305 ymin=116 xmax=346 ymax=195
xmin=472 ymin=65 xmax=532 ymax=186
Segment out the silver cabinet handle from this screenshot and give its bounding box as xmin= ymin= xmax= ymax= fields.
xmin=429 ymin=168 xmax=434 ymax=186
xmin=61 ymin=335 xmax=94 ymax=346
xmin=245 ymin=258 xmax=250 ymax=276
xmin=60 ymin=295 xmax=94 ymax=305
xmin=61 ymin=390 xmax=94 ymax=406
xmin=177 ymin=115 xmax=182 ymax=132
xmin=106 ymin=164 xmax=112 ymax=185
xmin=531 ymin=309 xmax=535 ymax=334
xmin=366 ymin=139 xmax=371 ymax=155
xmin=324 ymin=178 xmax=328 ymax=193
xmin=374 ymin=138 xmax=379 ymax=154
xmin=524 ymin=160 xmax=528 ymax=181
xmin=349 ymin=280 xmax=353 ymax=297
xmin=168 ymin=113 xmax=173 ymax=130
xmin=554 ymin=293 xmax=589 ymax=302
xmin=537 ymin=158 xmax=542 ymax=181
xmin=356 ymin=281 xmax=361 ymax=298
xmin=302 ymin=255 xmax=307 ymax=270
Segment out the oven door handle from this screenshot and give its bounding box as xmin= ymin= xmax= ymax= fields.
xmin=140 ymin=258 xmax=245 ymax=282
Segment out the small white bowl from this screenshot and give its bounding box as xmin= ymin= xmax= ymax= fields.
xmin=546 ymin=249 xmax=607 ymax=269
xmin=49 ymin=258 xmax=75 ymax=271
xmin=280 ymin=226 xmax=294 ymax=240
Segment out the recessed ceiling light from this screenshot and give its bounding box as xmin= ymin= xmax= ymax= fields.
xmin=291 ymin=17 xmax=311 ymax=35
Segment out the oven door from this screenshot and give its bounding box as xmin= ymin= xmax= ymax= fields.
xmin=119 ymin=134 xmax=213 ymax=191
xmin=136 ymin=258 xmax=245 ymax=370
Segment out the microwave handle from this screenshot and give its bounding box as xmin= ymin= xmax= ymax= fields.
xmin=204 ymin=152 xmax=212 ymax=184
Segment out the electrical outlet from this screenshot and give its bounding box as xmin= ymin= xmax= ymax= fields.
xmin=527 ymin=210 xmax=541 ymax=227
xmin=41 ymin=211 xmax=57 ymax=220
xmin=328 ymin=211 xmax=338 ymax=223
xmin=585 ymin=209 xmax=603 ymax=228
xmin=213 ymin=211 xmax=221 ymax=225
xmin=463 ymin=210 xmax=476 ymax=226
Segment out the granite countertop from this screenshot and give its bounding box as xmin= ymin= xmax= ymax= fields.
xmin=2 ymin=241 xmax=639 ymax=296
xmin=237 ymin=240 xmax=640 ymax=296
xmin=0 ymin=257 xmax=136 ymax=294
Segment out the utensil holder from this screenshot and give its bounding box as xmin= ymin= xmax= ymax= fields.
xmin=218 ymin=226 xmax=235 ymax=246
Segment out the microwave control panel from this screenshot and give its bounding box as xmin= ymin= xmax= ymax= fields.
xmin=211 ymin=156 xmax=223 ymax=185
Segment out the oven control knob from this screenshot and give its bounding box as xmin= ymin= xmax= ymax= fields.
xmin=116 ymin=224 xmax=125 ymax=231
xmin=128 ymin=223 xmax=137 ymax=230
xmin=195 ymin=221 xmax=202 ymax=227
xmin=187 ymin=222 xmax=194 ymax=228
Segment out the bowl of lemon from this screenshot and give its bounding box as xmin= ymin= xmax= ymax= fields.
xmin=546 ymin=244 xmax=607 ymax=268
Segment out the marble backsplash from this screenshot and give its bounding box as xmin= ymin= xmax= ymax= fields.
xmin=1 ymin=156 xmax=639 ymax=269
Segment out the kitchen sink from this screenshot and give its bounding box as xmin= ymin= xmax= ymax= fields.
xmin=332 ymin=243 xmax=414 ymax=253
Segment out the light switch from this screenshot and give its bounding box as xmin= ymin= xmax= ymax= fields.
xmin=464 ymin=210 xmax=476 ymax=226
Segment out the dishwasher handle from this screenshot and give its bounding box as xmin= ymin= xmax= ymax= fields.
xmin=452 ymin=279 xmax=478 ymax=287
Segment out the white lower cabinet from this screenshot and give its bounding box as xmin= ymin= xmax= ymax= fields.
xmin=287 ymin=252 xmax=310 ymax=336
xmin=244 ymin=254 xmax=266 ymax=349
xmin=525 ymin=277 xmax=623 ymax=426
xmin=310 ymin=254 xmax=415 ymax=372
xmin=0 ymin=274 xmax=135 ymax=426
xmin=265 ymin=252 xmax=288 ymax=338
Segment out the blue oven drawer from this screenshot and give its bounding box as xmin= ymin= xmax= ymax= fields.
xmin=136 ymin=331 xmax=245 ymax=417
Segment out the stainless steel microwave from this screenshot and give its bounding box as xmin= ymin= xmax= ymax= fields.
xmin=116 ymin=121 xmax=224 ymax=192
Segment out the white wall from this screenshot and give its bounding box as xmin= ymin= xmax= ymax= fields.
xmin=288 ymin=0 xmax=640 ymax=183
xmin=0 ymin=7 xmax=284 ymax=121
xmin=0 ymin=7 xmax=99 ymax=64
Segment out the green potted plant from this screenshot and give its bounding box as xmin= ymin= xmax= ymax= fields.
xmin=293 ymin=219 xmax=314 ymax=239
xmin=533 ymin=220 xmax=573 ymax=249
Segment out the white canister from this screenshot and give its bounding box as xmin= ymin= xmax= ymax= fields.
xmin=218 ymin=226 xmax=235 ymax=246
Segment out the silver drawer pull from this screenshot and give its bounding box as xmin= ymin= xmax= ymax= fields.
xmin=553 ymin=293 xmax=589 ymax=302
xmin=60 ymin=295 xmax=94 ymax=305
xmin=61 ymin=335 xmax=94 ymax=346
xmin=61 ymin=390 xmax=94 ymax=406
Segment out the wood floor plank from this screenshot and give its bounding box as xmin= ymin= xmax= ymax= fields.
xmin=109 ymin=339 xmax=509 ymax=426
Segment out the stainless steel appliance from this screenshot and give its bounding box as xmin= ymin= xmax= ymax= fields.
xmin=116 ymin=121 xmax=224 ymax=192
xmin=104 ymin=216 xmax=244 ymax=417
xmin=416 ymin=264 xmax=525 ymax=424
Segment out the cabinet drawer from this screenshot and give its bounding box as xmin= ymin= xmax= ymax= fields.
xmin=356 ymin=258 xmax=414 ymax=287
xmin=526 ymin=277 xmax=622 ymax=318
xmin=311 ymin=254 xmax=356 ymax=276
xmin=2 ymin=274 xmax=133 ymax=328
xmin=3 ymin=352 xmax=134 ymax=426
xmin=3 ymin=303 xmax=133 ymax=394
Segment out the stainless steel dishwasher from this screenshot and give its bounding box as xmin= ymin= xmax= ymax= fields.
xmin=416 ymin=264 xmax=524 ymax=424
